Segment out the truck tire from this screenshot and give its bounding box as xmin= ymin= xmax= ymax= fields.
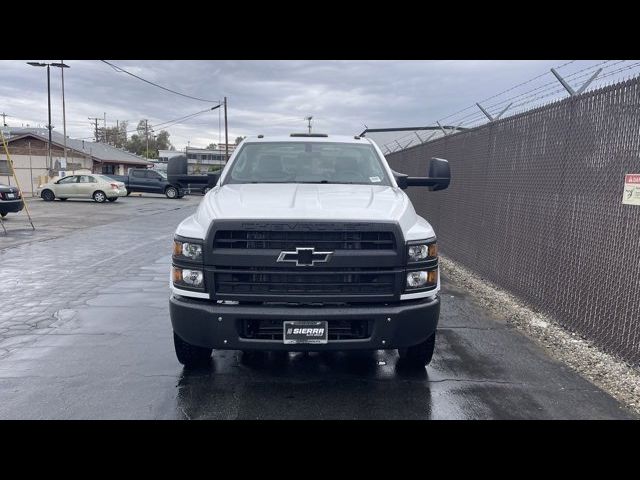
xmin=41 ymin=189 xmax=55 ymax=201
xmin=1 ymin=212 xmax=6 ymax=217
xmin=93 ymin=191 xmax=107 ymax=203
xmin=398 ymin=332 xmax=436 ymax=367
xmin=173 ymin=332 xmax=212 ymax=367
xmin=126 ymin=188 xmax=131 ymax=196
xmin=165 ymin=186 xmax=178 ymax=199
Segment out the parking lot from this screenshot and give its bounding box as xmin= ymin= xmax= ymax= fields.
xmin=0 ymin=195 xmax=636 ymax=419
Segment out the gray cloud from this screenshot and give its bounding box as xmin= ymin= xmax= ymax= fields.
xmin=0 ymin=60 xmax=606 ymax=150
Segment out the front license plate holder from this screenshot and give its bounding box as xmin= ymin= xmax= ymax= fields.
xmin=283 ymin=320 xmax=328 ymax=344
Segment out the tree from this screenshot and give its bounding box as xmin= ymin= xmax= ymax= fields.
xmin=235 ymin=136 xmax=245 ymax=145
xmin=155 ymin=130 xmax=171 ymax=150
xmin=123 ymin=119 xmax=172 ymax=158
xmin=206 ymin=143 xmax=217 ymax=150
xmin=100 ymin=121 xmax=128 ymax=148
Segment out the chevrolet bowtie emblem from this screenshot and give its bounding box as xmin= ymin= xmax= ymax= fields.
xmin=277 ymin=247 xmax=333 ymax=266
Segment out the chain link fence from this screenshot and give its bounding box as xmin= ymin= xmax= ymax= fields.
xmin=386 ymin=76 xmax=640 ymax=366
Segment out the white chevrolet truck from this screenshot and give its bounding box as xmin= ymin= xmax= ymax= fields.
xmin=169 ymin=133 xmax=450 ymax=368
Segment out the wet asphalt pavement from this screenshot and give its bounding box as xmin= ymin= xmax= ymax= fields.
xmin=0 ymin=196 xmax=636 ymax=419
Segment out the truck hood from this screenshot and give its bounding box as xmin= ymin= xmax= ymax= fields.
xmin=181 ymin=183 xmax=435 ymax=241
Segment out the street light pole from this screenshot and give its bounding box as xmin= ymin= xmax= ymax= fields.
xmin=46 ymin=64 xmax=52 ymax=172
xmin=224 ymin=97 xmax=229 ymax=162
xmin=27 ymin=61 xmax=70 ymax=175
xmin=60 ymin=60 xmax=68 ymax=169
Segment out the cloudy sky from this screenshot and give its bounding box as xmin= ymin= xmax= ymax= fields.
xmin=0 ymin=60 xmax=627 ymax=150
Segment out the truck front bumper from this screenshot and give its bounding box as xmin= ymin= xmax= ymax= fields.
xmin=170 ymin=295 xmax=440 ymax=351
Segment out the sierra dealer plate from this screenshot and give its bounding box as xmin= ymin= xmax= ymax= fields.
xmin=283 ymin=320 xmax=328 ymax=344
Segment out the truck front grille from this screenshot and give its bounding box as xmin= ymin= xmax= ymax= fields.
xmin=214 ymin=266 xmax=397 ymax=296
xmin=240 ymin=319 xmax=371 ymax=340
xmin=213 ymin=230 xmax=396 ymax=251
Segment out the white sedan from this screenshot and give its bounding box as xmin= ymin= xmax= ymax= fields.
xmin=37 ymin=174 xmax=128 ymax=203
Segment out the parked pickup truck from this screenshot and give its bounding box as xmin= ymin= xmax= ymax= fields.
xmin=167 ymin=155 xmax=221 ymax=195
xmin=169 ymin=133 xmax=450 ymax=369
xmin=109 ymin=168 xmax=186 ymax=199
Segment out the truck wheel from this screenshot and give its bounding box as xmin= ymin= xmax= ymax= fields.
xmin=126 ymin=188 xmax=131 ymax=196
xmin=398 ymin=332 xmax=436 ymax=367
xmin=1 ymin=212 xmax=6 ymax=217
xmin=165 ymin=186 xmax=178 ymax=199
xmin=93 ymin=191 xmax=107 ymax=203
xmin=173 ymin=332 xmax=212 ymax=367
xmin=41 ymin=189 xmax=55 ymax=201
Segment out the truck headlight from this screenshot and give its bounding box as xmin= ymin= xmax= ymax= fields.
xmin=173 ymin=239 xmax=203 ymax=262
xmin=407 ymin=241 xmax=437 ymax=262
xmin=172 ymin=266 xmax=204 ymax=289
xmin=406 ymin=269 xmax=438 ymax=289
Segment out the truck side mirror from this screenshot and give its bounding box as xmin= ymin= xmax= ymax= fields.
xmin=394 ymin=158 xmax=451 ymax=191
xmin=426 ymin=157 xmax=450 ymax=191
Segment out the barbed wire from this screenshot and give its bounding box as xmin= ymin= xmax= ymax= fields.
xmin=446 ymin=61 xmax=622 ymax=128
xmin=437 ymin=60 xmax=578 ymax=122
xmin=379 ymin=60 xmax=640 ymax=153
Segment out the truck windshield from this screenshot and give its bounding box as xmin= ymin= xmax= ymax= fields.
xmin=224 ymin=142 xmax=391 ymax=186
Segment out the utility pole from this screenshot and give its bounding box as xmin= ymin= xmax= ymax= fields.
xmin=103 ymin=112 xmax=107 ymax=143
xmin=224 ymin=97 xmax=229 ymax=162
xmin=144 ymin=119 xmax=149 ymax=158
xmin=89 ymin=117 xmax=100 ymax=142
xmin=116 ymin=120 xmax=119 ymax=147
xmin=0 ymin=112 xmax=7 ymax=127
xmin=60 ymin=60 xmax=68 ymax=168
xmin=305 ymin=116 xmax=313 ymax=134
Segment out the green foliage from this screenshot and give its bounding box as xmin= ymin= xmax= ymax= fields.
xmin=98 ymin=120 xmax=128 ymax=148
xmin=120 ymin=120 xmax=172 ymax=158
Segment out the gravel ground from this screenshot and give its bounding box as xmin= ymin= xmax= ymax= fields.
xmin=440 ymin=256 xmax=640 ymax=416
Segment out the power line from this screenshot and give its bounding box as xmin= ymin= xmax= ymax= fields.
xmin=100 ymin=60 xmax=220 ymax=103
xmin=76 ymin=106 xmax=219 ymax=140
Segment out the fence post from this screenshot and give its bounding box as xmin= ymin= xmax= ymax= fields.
xmin=551 ymin=67 xmax=602 ymax=96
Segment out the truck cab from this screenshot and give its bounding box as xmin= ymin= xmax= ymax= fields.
xmin=169 ymin=134 xmax=450 ymax=368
